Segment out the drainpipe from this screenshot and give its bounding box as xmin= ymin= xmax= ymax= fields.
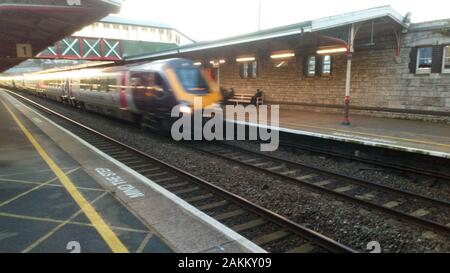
xmin=343 ymin=24 xmax=355 ymax=126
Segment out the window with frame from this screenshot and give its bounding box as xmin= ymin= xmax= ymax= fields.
xmin=443 ymin=45 xmax=450 ymax=73
xmin=307 ymin=56 xmax=316 ymax=76
xmin=80 ymin=78 xmax=91 ymax=91
xmin=322 ymin=55 xmax=332 ymax=75
xmin=239 ymin=61 xmax=258 ymax=79
xmin=416 ymin=47 xmax=432 ymax=73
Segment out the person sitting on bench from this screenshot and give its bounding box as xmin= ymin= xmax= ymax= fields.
xmin=251 ymin=89 xmax=264 ymax=106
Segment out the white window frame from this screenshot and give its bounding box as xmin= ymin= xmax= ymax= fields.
xmin=443 ymin=45 xmax=450 ymax=73
xmin=307 ymin=56 xmax=316 ymax=76
xmin=416 ymin=46 xmax=432 ymax=74
xmin=322 ymin=55 xmax=331 ymax=75
xmin=239 ymin=61 xmax=257 ymax=79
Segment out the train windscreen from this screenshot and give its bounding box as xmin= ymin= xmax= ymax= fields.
xmin=175 ymin=68 xmax=209 ymax=94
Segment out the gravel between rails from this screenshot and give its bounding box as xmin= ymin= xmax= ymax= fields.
xmin=228 ymin=140 xmax=450 ymax=203
xmin=16 ymin=92 xmax=450 ymax=253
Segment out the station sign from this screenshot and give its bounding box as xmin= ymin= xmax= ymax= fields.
xmin=16 ymin=44 xmax=33 ymax=58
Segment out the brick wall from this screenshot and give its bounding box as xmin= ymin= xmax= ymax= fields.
xmin=217 ymin=28 xmax=450 ymax=121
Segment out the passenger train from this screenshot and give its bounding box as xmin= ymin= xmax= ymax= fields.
xmin=0 ymin=58 xmax=222 ymax=130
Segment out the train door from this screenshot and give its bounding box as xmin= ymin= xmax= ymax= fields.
xmin=130 ymin=71 xmax=149 ymax=112
xmin=63 ymin=78 xmax=70 ymax=101
xmin=71 ymin=78 xmax=80 ymax=99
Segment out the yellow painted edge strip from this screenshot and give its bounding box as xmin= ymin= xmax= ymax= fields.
xmin=281 ymin=121 xmax=450 ymax=149
xmin=0 ymin=98 xmax=128 ymax=253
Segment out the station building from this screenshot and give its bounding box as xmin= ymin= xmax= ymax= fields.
xmin=128 ymin=6 xmax=450 ymax=122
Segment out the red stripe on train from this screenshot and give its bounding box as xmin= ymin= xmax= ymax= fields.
xmin=119 ymin=72 xmax=128 ymax=109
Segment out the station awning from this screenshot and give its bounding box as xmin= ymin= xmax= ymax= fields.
xmin=0 ymin=0 xmax=122 ymax=72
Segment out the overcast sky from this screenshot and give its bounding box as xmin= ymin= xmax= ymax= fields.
xmin=119 ymin=0 xmax=449 ymax=41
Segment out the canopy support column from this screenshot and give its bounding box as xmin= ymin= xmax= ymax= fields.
xmin=343 ymin=23 xmax=355 ymax=126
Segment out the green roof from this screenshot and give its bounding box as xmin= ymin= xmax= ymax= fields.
xmin=121 ymin=41 xmax=178 ymax=57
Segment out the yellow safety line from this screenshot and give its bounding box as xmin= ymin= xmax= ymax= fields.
xmin=281 ymin=121 xmax=450 ymax=149
xmin=0 ymin=98 xmax=129 ymax=253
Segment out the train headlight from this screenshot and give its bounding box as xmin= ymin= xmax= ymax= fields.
xmin=180 ymin=105 xmax=192 ymax=114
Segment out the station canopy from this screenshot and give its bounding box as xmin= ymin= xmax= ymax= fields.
xmin=127 ymin=6 xmax=408 ymax=62
xmin=0 ymin=0 xmax=122 ymax=72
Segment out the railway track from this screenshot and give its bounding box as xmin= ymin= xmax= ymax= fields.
xmin=7 ymin=90 xmax=357 ymax=253
xmin=280 ymin=141 xmax=450 ymax=183
xmin=189 ymin=142 xmax=450 ymax=235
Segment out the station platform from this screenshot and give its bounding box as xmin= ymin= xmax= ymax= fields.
xmin=232 ymin=108 xmax=450 ymax=159
xmin=0 ymin=90 xmax=263 ymax=253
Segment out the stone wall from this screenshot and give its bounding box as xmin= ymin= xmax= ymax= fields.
xmin=217 ymin=25 xmax=450 ymax=121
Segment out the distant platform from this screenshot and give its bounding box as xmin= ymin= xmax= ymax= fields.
xmin=0 ymin=90 xmax=263 ymax=253
xmin=231 ymin=108 xmax=450 ymax=159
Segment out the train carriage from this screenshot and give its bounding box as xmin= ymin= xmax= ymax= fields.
xmin=1 ymin=58 xmax=222 ymax=130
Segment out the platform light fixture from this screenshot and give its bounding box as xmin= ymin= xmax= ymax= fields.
xmin=193 ymin=62 xmax=202 ymax=66
xmin=270 ymin=52 xmax=295 ymax=59
xmin=236 ymin=57 xmax=256 ymax=62
xmin=317 ymin=47 xmax=348 ymax=54
xmin=209 ymin=59 xmax=226 ymax=66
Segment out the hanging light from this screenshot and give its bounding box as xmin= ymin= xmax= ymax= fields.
xmin=270 ymin=52 xmax=295 ymax=59
xmin=317 ymin=47 xmax=347 ymax=54
xmin=236 ymin=57 xmax=256 ymax=62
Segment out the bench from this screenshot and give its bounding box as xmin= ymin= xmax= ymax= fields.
xmin=228 ymin=93 xmax=264 ymax=106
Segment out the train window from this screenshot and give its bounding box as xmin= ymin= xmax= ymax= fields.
xmin=90 ymin=78 xmax=101 ymax=92
xmin=175 ymin=68 xmax=209 ymax=94
xmin=99 ymin=78 xmax=109 ymax=92
xmin=80 ymin=79 xmax=90 ymax=91
xmin=107 ymin=78 xmax=117 ymax=92
xmin=416 ymin=47 xmax=432 ymax=74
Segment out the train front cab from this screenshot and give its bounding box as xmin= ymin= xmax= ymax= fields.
xmin=130 ymin=59 xmax=222 ymax=130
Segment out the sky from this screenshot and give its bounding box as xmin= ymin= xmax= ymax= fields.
xmin=119 ymin=0 xmax=449 ymax=41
